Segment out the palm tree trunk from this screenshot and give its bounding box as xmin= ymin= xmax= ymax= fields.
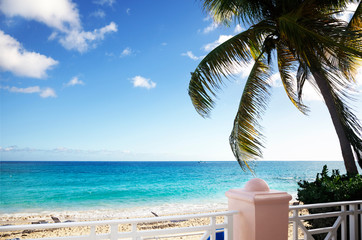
xmin=311 ymin=71 xmax=358 ymax=174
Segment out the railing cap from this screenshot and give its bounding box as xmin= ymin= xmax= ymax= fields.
xmin=226 ymin=188 xmax=291 ymax=203
xmin=244 ymin=178 xmax=270 ymax=192
xmin=225 ymin=178 xmax=292 ymax=203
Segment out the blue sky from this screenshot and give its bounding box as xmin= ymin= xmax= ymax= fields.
xmin=0 ymin=0 xmax=361 ymax=162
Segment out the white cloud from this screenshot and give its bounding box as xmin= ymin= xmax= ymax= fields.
xmin=52 ymin=147 xmax=131 ymax=155
xmin=0 ymin=0 xmax=80 ymax=31
xmin=64 ymin=76 xmax=84 ymax=87
xmin=237 ymin=61 xmax=255 ymax=78
xmin=264 ymin=71 xmax=322 ymax=102
xmin=126 ymin=8 xmax=131 ymax=15
xmin=267 ymin=73 xmax=283 ymax=87
xmin=48 ymin=32 xmax=58 ymax=41
xmin=53 ymin=147 xmax=83 ymax=153
xmin=6 ymin=86 xmax=41 ymax=94
xmin=234 ymin=24 xmax=243 ymax=33
xmin=59 ymin=22 xmax=117 ymax=52
xmin=203 ymin=22 xmax=219 ymax=34
xmin=121 ymin=47 xmax=132 ymax=57
xmin=0 ymin=0 xmax=118 ymax=53
xmin=266 ymin=68 xmax=362 ymax=102
xmin=203 ymin=35 xmax=233 ymax=52
xmin=203 ymin=15 xmax=212 ymax=22
xmin=301 ymin=81 xmax=322 ymax=102
xmin=54 ymin=147 xmax=71 ymax=152
xmin=181 ymin=51 xmax=204 ymax=61
xmin=199 ymin=35 xmax=252 ymax=78
xmin=0 ymin=30 xmax=58 ymax=78
xmin=131 ymin=76 xmax=156 ymax=89
xmin=0 ymin=145 xmax=131 ymax=157
xmin=337 ymin=2 xmax=359 ymax=22
xmin=0 ymin=146 xmax=17 ymax=152
xmin=105 ymin=52 xmax=115 ymax=57
xmin=91 ymin=9 xmax=105 ymax=18
xmin=1 ymin=85 xmax=57 ymax=98
xmin=39 ymin=87 xmax=57 ymax=98
xmin=298 ymin=67 xmax=362 ymax=102
xmin=94 ymin=0 xmax=115 ymax=7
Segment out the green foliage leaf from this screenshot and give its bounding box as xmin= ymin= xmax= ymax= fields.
xmin=229 ymin=57 xmax=271 ymax=171
xmin=297 ymin=165 xmax=362 ymax=239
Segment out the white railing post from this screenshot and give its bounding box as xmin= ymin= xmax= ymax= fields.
xmin=210 ymin=216 xmax=216 ymax=240
xmin=292 ymin=209 xmax=298 ymax=240
xmin=89 ymin=225 xmax=96 ymax=240
xmin=349 ymin=204 xmax=358 ymax=240
xmin=110 ymin=223 xmax=118 ymax=240
xmin=225 ymin=213 xmax=233 ymax=240
xmin=132 ymin=222 xmax=138 ymax=240
xmin=341 ymin=205 xmax=347 ymax=240
xmin=226 ymin=178 xmax=292 ymax=240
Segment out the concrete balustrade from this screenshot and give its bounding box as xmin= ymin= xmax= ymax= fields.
xmin=226 ymin=178 xmax=292 ymax=240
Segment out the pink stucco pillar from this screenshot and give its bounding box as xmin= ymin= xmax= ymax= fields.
xmin=225 ymin=178 xmax=292 ymax=240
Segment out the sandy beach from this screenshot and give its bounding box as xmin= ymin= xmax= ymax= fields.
xmin=1 ymin=203 xmax=305 ymax=240
xmin=0 ymin=203 xmax=226 ymax=240
xmin=1 ymin=210 xmax=222 ymax=240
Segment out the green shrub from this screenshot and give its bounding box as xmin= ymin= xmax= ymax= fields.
xmin=297 ymin=165 xmax=362 ymax=239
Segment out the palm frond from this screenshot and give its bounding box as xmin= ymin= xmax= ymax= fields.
xmin=348 ymin=2 xmax=361 ymax=30
xmin=323 ymin=74 xmax=362 ymax=169
xmin=277 ymin=7 xmax=362 ymax=89
xmin=201 ymin=0 xmax=273 ymax=26
xmin=296 ymin=61 xmax=311 ymax=100
xmin=193 ymin=0 xmax=362 ymax=173
xmin=189 ymin=21 xmax=275 ymax=117
xmin=277 ymin=42 xmax=309 ymax=114
xmin=229 ymin=56 xmax=271 ymax=171
xmin=313 ymin=0 xmax=359 ymax=12
xmin=278 ymin=7 xmax=362 ymax=59
xmin=308 ymin=54 xmax=362 ymax=169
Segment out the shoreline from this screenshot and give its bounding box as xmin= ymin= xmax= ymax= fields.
xmin=0 ymin=202 xmax=229 ymax=225
xmin=0 ymin=193 xmax=299 ymax=221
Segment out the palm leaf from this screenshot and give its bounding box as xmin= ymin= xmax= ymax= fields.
xmin=314 ymin=0 xmax=359 ymax=12
xmin=296 ymin=61 xmax=311 ymax=100
xmin=277 ymin=7 xmax=362 ymax=89
xmin=319 ymin=70 xmax=362 ymax=169
xmin=201 ymin=0 xmax=270 ymax=26
xmin=277 ymin=8 xmax=362 ymax=61
xmin=347 ymin=1 xmax=361 ymax=30
xmin=189 ymin=20 xmax=275 ymax=117
xmin=277 ymin=41 xmax=309 ymax=114
xmin=306 ymin=49 xmax=362 ymax=169
xmin=229 ymin=56 xmax=271 ymax=171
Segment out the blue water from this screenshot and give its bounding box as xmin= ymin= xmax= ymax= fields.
xmin=0 ymin=161 xmax=345 ymax=214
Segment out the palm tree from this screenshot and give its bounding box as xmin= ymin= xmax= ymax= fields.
xmin=189 ymin=0 xmax=362 ymax=174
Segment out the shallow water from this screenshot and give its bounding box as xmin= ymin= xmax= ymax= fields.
xmin=0 ymin=161 xmax=345 ymax=214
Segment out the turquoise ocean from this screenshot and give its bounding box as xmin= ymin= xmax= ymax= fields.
xmin=0 ymin=161 xmax=346 ymax=215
